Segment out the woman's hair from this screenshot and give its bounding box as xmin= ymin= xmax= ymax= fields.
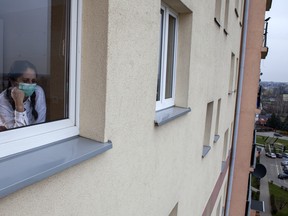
xmin=6 ymin=60 xmax=38 ymax=120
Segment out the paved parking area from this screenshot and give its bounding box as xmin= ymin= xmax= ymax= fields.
xmin=256 ymin=132 xmax=288 ymax=215
xmin=259 ymin=152 xmax=288 ymax=216
xmin=260 ymin=153 xmax=288 ymax=187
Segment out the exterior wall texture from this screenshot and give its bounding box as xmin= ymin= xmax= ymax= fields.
xmin=0 ymin=0 xmax=244 ymax=215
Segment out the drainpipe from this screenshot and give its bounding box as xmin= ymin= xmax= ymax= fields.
xmin=225 ymin=0 xmax=250 ymax=215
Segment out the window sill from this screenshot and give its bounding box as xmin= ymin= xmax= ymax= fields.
xmin=221 ymin=161 xmax=226 ymax=172
xmin=234 ymin=8 xmax=239 ymax=18
xmin=155 ymin=106 xmax=191 ymax=126
xmin=214 ymin=134 xmax=220 ymax=143
xmin=214 ymin=17 xmax=221 ymax=28
xmin=202 ymin=145 xmax=211 ymax=158
xmin=0 ymin=136 xmax=112 ymax=198
xmin=228 ymin=91 xmax=234 ymax=95
xmin=228 ymin=90 xmax=237 ymax=96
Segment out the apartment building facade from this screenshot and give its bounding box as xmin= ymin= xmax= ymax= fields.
xmin=0 ymin=0 xmax=247 ymax=215
xmin=228 ymin=0 xmax=272 ymax=215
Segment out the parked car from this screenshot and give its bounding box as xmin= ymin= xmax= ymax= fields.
xmin=274 ymin=133 xmax=282 ymax=137
xmin=281 ymin=160 xmax=288 ymax=166
xmin=283 ymin=153 xmax=288 ymax=158
xmin=278 ymin=173 xmax=288 ymax=180
xmin=265 ymin=152 xmax=276 ymax=158
xmin=283 ymin=166 xmax=288 ymax=174
xmin=276 ymin=153 xmax=283 ymax=158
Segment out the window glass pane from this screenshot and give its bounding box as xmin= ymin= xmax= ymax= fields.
xmin=0 ymin=0 xmax=70 ymax=132
xmin=165 ymin=14 xmax=176 ymax=99
xmin=156 ymin=9 xmax=164 ymax=101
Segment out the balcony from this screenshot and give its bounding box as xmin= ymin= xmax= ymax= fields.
xmin=261 ymin=47 xmax=268 ymax=59
xmin=256 ymin=85 xmax=262 ymax=111
xmin=266 ymin=0 xmax=272 ymax=11
xmin=261 ymin=17 xmax=270 ymax=59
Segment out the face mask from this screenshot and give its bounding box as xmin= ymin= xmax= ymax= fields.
xmin=18 ymin=83 xmax=37 ymax=97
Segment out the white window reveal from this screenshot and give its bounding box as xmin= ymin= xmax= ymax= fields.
xmin=156 ymin=5 xmax=178 ymax=111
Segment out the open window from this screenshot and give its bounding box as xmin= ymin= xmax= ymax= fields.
xmin=0 ymin=0 xmax=79 ymax=157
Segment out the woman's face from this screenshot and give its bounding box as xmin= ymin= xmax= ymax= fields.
xmin=16 ymin=68 xmax=37 ymax=84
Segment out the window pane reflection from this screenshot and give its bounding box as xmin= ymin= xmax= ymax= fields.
xmin=165 ymin=15 xmax=176 ymax=99
xmin=157 ymin=9 xmax=164 ymax=101
xmin=0 ymin=0 xmax=70 ymax=131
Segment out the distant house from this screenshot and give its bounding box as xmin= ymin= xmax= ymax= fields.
xmin=257 ymin=115 xmax=269 ymax=126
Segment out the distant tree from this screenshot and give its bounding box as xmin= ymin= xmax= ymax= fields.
xmin=282 ymin=116 xmax=288 ymax=131
xmin=260 ymin=82 xmax=288 ymax=120
xmin=266 ymin=113 xmax=282 ymax=130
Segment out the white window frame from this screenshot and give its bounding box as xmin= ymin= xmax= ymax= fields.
xmin=156 ymin=4 xmax=178 ymax=111
xmin=0 ymin=0 xmax=82 ymax=158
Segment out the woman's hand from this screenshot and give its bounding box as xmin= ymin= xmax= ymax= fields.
xmin=11 ymin=87 xmax=25 ymax=112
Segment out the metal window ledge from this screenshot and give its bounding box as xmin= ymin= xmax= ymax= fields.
xmin=202 ymin=145 xmax=211 ymax=158
xmin=155 ymin=106 xmax=191 ymax=126
xmin=221 ymin=161 xmax=226 ymax=172
xmin=0 ymin=136 xmax=112 ymax=198
xmin=214 ymin=134 xmax=220 ymax=143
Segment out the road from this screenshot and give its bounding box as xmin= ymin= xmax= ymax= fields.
xmin=259 ymin=153 xmax=288 ymax=187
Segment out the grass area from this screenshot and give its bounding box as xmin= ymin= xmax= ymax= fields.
xmin=269 ymin=182 xmax=288 ymax=216
xmin=277 ymin=139 xmax=288 ymax=146
xmin=256 ymin=135 xmax=288 ymax=149
xmin=256 ymin=136 xmax=266 ymax=144
xmin=251 ymin=175 xmax=260 ymax=200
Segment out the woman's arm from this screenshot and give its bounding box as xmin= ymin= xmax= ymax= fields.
xmin=11 ymin=87 xmax=25 ymax=112
xmin=0 ymin=89 xmax=30 ymax=129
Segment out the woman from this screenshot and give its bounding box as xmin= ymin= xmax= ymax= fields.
xmin=0 ymin=60 xmax=46 ymax=131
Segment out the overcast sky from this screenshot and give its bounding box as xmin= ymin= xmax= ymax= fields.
xmin=260 ymin=0 xmax=288 ymax=82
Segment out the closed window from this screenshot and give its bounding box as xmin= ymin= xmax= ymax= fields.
xmin=215 ymin=99 xmax=221 ymax=138
xmin=203 ymin=101 xmax=214 ymax=146
xmin=228 ymin=53 xmax=235 ymax=94
xmin=235 ymin=0 xmax=240 ymax=17
xmin=156 ymin=4 xmax=178 ymax=111
xmin=215 ymin=0 xmax=222 ymax=24
xmin=224 ymin=0 xmax=230 ymax=31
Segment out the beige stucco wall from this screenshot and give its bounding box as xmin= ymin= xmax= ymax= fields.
xmin=0 ymin=0 xmax=244 ymax=215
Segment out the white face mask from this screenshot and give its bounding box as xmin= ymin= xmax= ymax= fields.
xmin=18 ymin=83 xmax=37 ymax=97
